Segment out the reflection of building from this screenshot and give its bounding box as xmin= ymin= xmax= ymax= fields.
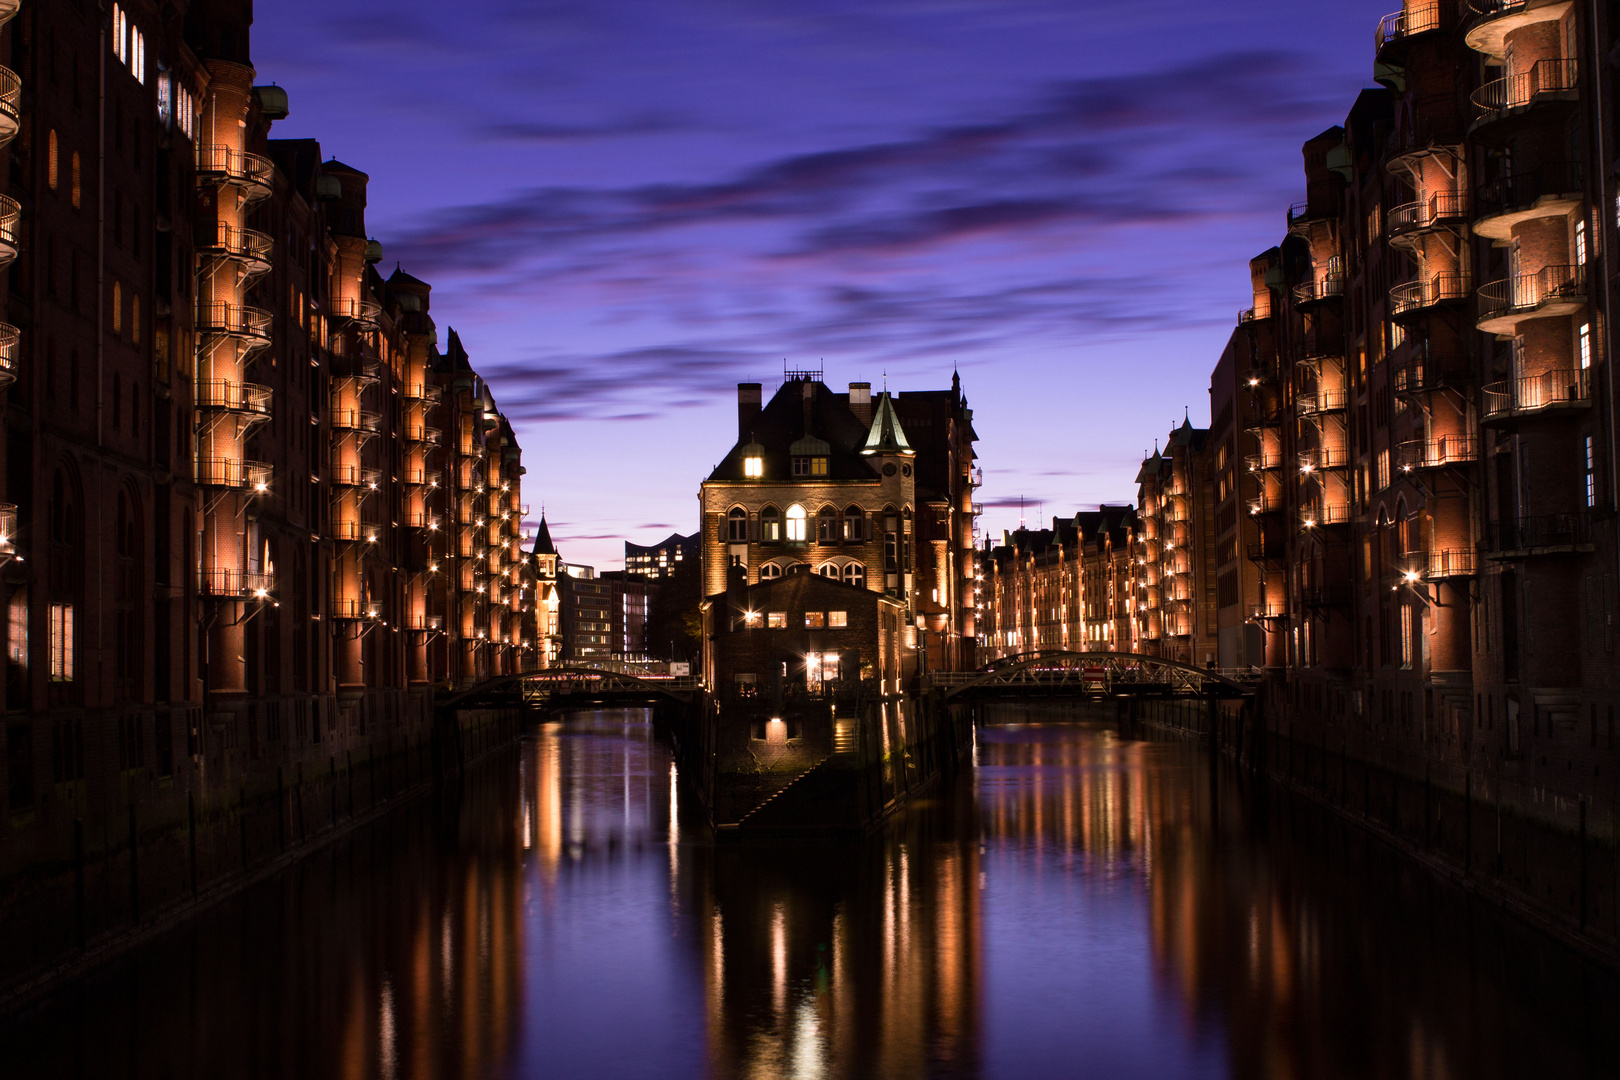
xmin=626 ymin=532 xmax=697 ymax=581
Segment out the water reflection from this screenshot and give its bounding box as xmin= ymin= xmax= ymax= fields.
xmin=2 ymin=708 xmax=1618 ymax=1080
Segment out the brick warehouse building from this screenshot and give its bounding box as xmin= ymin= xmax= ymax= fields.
xmin=973 ymin=0 xmax=1620 ymax=949
xmin=0 ymin=0 xmax=538 ymax=986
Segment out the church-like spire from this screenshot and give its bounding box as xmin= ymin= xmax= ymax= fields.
xmin=861 ymin=390 xmax=913 ymax=455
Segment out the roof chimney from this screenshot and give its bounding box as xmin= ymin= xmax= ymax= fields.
xmin=849 ymin=382 xmax=872 ymax=425
xmin=737 ymin=383 xmax=762 ymax=440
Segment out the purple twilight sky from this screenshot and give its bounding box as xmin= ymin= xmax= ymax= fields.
xmin=252 ymin=0 xmax=1390 ymax=570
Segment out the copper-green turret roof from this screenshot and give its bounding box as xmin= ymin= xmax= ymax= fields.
xmin=861 ymin=391 xmax=913 ymax=455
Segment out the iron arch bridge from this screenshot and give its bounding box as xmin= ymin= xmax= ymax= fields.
xmin=929 ymin=652 xmax=1255 ymax=701
xmin=440 ymin=664 xmax=700 ymax=711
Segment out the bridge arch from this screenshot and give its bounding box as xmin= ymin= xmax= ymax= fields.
xmin=940 ymin=651 xmax=1251 ymax=700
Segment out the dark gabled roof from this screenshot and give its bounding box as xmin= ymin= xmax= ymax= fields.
xmin=438 ymin=328 xmax=472 ymax=372
xmin=531 ymin=516 xmax=558 ymax=557
xmin=388 ymin=265 xmax=429 ymax=287
xmin=322 ymin=157 xmax=369 ymax=178
xmin=706 ymin=379 xmax=880 ymax=484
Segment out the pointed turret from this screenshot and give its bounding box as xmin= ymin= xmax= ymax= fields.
xmin=531 ymin=515 xmax=558 ymax=557
xmin=861 ymin=391 xmax=913 ymax=455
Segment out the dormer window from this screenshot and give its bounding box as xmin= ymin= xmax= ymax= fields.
xmin=789 ymin=435 xmax=830 ymax=477
xmin=793 ymin=456 xmax=828 ymax=476
xmin=741 ymin=439 xmax=765 ymax=479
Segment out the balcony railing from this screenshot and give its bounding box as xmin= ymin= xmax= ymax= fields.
xmin=1472 ymin=59 xmax=1579 ymax=127
xmin=333 ymin=297 xmax=383 ymax=331
xmin=1477 ymin=264 xmax=1585 ymax=327
xmin=1292 ymin=276 xmax=1346 ymax=306
xmin=1298 ymin=387 xmax=1349 ymax=415
xmin=1468 ymin=0 xmax=1526 ymax=14
xmin=0 ymin=193 xmax=17 ymax=267
xmin=1249 ymin=602 xmax=1287 ymax=621
xmin=196 ymin=379 xmax=273 ymax=417
xmin=197 ymin=301 xmax=273 ymax=345
xmin=1483 ymin=512 xmax=1593 ymax=553
xmin=1303 ymin=503 xmax=1352 ymax=528
xmin=0 ymin=65 xmax=19 ymax=143
xmin=1377 ymin=1 xmax=1462 ymax=52
xmin=1389 ymin=272 xmax=1470 ymax=317
xmin=0 ymin=321 xmax=16 ymax=388
xmin=1386 ymin=189 xmax=1468 ymax=239
xmin=330 ymin=597 xmax=376 ymax=621
xmin=329 ymin=463 xmax=382 ymax=489
xmin=1247 ymin=540 xmax=1286 ymax=563
xmin=197 ymin=223 xmax=273 ymax=275
xmin=329 ymin=518 xmax=366 ymax=542
xmin=199 ymin=567 xmax=273 ymax=598
xmin=196 ymin=457 xmax=273 ymax=490
xmin=407 ymin=614 xmax=445 ymax=632
xmin=1426 ymin=549 xmax=1478 ymax=578
xmin=1390 ymin=352 xmax=1473 ymax=395
xmin=405 ymin=510 xmax=442 ymax=530
xmin=331 ymin=408 xmax=383 ymax=434
xmin=1398 ymin=434 xmax=1478 ymax=470
xmin=1482 ymin=368 xmax=1590 ymax=419
xmin=0 ymin=502 xmax=16 ymax=560
xmin=1474 ymin=161 xmax=1584 ymax=230
xmin=1245 ymin=451 xmax=1284 ymax=472
xmin=196 ymin=145 xmax=275 ymax=200
xmin=1299 ymin=445 xmax=1350 ymax=471
xmin=1249 ymin=491 xmax=1284 ymax=516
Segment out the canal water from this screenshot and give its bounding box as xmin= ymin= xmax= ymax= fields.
xmin=4 ymin=706 xmax=1619 ymax=1079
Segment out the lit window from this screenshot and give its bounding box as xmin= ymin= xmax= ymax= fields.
xmin=744 ymin=454 xmax=764 ymax=478
xmin=842 ymin=563 xmax=865 ymax=588
xmin=842 ymin=506 xmax=864 ymax=541
xmin=760 ymin=506 xmax=781 ymax=542
xmin=1587 ymin=435 xmax=1597 ymax=508
xmin=760 ymin=563 xmax=783 ymax=580
xmin=157 ymin=76 xmax=172 ymax=128
xmin=767 ymin=612 xmax=786 ymax=629
xmin=1580 ymin=323 xmax=1592 ymax=370
xmin=8 ymin=592 xmax=26 ymax=677
xmin=112 ymin=281 xmax=122 ymax=335
xmin=72 ymin=153 xmax=82 ymax=209
xmin=49 ymin=603 xmax=75 ymax=681
xmin=793 ymin=457 xmax=829 ymax=476
xmin=48 ymin=131 xmax=59 ymax=190
xmin=727 ymin=507 xmax=748 ymax=541
xmin=786 ymin=504 xmax=807 ymax=542
xmin=829 ymin=611 xmax=848 ymax=628
xmin=1576 ymin=219 xmax=1588 ymax=266
xmin=805 ymin=611 xmax=826 ymax=628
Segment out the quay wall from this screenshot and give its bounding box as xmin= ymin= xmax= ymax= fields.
xmin=0 ymin=695 xmax=525 ymax=1015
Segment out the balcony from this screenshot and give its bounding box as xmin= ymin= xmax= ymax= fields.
xmin=330 ymin=463 xmax=382 ymax=490
xmin=1398 ymin=434 xmax=1477 ymax=471
xmin=197 ymin=302 xmax=273 ymax=348
xmin=0 ymin=502 xmax=16 ymax=562
xmin=196 ymin=457 xmax=273 ymax=491
xmin=1483 ymin=512 xmax=1594 ymax=556
xmin=1477 ymin=264 xmax=1585 ymax=334
xmin=0 ymin=193 xmax=16 ymax=270
xmin=330 ymin=597 xmax=377 ymax=621
xmin=199 ymin=567 xmax=273 ymax=598
xmin=1302 ymin=503 xmax=1352 ymax=529
xmin=1474 ymin=161 xmax=1584 ymax=240
xmin=331 ymin=408 xmax=383 ymax=435
xmin=1301 ymin=586 xmax=1352 ymax=609
xmin=197 ymin=223 xmax=273 ymax=279
xmin=0 ymin=66 xmax=17 ymax=147
xmin=1482 ymin=368 xmax=1589 ymax=421
xmin=1386 ymin=189 xmax=1467 ymax=247
xmin=1390 ymin=352 xmax=1472 ymax=396
xmin=1470 ymin=59 xmax=1579 ymax=136
xmin=1292 ymin=276 xmax=1345 ymax=308
xmin=407 ymin=614 xmax=445 ymax=632
xmin=1376 ymin=1 xmax=1462 ymax=58
xmin=1426 ymin=548 xmax=1478 ymax=578
xmin=1466 ymin=1 xmax=1572 ymax=60
xmin=0 ymin=321 xmax=16 ymax=389
xmin=329 ymin=518 xmax=366 ymax=542
xmin=1245 ymin=450 xmax=1284 ymax=473
xmin=334 ymin=297 xmax=383 ymax=332
xmin=405 ymin=510 xmax=442 ymax=530
xmin=197 ymin=379 xmax=273 ymax=419
xmin=1248 ymin=491 xmax=1284 ymax=517
xmin=1242 ymin=406 xmax=1283 ymax=432
xmin=1249 ymin=602 xmax=1287 ymax=622
xmin=1297 ymin=387 xmax=1349 ymax=416
xmin=195 ymin=145 xmax=275 ymax=202
xmin=1247 ymin=539 xmax=1286 ymax=564
xmin=1389 ymin=272 xmax=1470 ymax=321
xmin=1299 ymin=445 xmax=1350 ymax=472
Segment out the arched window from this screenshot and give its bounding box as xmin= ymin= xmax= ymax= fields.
xmin=760 ymin=562 xmax=784 ymax=580
xmin=760 ymin=505 xmax=781 ymax=542
xmin=843 ymin=563 xmax=866 ymax=588
xmin=48 ymin=130 xmax=59 ymax=190
xmin=727 ymin=507 xmax=748 ymax=542
xmin=112 ymin=281 xmax=122 ymax=335
xmin=843 ymin=506 xmax=864 ymax=541
xmin=785 ymin=504 xmax=807 ymax=542
xmin=818 ymin=506 xmax=838 ymax=542
xmin=818 ymin=563 xmax=840 ymax=580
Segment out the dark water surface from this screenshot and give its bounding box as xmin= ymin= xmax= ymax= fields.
xmin=4 ymin=707 xmax=1619 ymax=1079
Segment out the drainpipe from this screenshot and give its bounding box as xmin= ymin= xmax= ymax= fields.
xmin=97 ymin=2 xmax=108 ymax=703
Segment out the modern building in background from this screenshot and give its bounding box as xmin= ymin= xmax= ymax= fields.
xmin=625 ymin=532 xmax=696 ymax=581
xmin=0 ymin=0 xmax=537 ymax=915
